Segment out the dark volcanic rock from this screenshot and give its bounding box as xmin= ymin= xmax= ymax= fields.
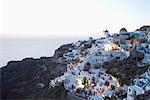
xmin=0 ymin=44 xmax=70 ymax=100
xmin=54 ymin=43 xmax=75 ymax=58
xmin=103 ymin=50 xmax=148 ymax=85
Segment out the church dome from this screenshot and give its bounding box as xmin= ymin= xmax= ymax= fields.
xmin=119 ymin=28 xmax=127 ymax=34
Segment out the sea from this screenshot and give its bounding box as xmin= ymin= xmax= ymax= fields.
xmin=0 ymin=38 xmax=86 ymax=67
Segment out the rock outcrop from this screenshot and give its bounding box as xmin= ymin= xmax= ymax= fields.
xmin=0 ymin=44 xmax=72 ymax=100
xmin=103 ymin=50 xmax=148 ymax=85
xmin=54 ymin=43 xmax=75 ymax=58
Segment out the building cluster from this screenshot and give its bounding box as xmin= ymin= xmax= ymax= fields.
xmin=127 ymin=68 xmax=150 ymax=100
xmin=49 ymin=26 xmax=150 ymax=100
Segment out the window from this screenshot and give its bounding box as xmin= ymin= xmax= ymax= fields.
xmin=134 ymin=91 xmax=136 ymax=95
xmin=129 ymin=89 xmax=131 ymax=92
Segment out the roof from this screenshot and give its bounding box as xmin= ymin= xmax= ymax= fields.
xmin=140 ymin=26 xmax=150 ymax=31
xmin=119 ymin=28 xmax=127 ymax=33
xmin=104 ymin=30 xmax=109 ymax=33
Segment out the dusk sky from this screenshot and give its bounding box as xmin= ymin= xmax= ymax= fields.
xmin=0 ymin=0 xmax=150 ymax=38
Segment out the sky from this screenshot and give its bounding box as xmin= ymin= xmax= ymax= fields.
xmin=0 ymin=0 xmax=150 ymax=39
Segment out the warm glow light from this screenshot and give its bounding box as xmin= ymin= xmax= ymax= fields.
xmin=99 ymin=93 xmax=105 ymax=97
xmin=112 ymin=76 xmax=117 ymax=81
xmin=104 ymin=44 xmax=112 ymax=51
xmin=116 ymin=82 xmax=120 ymax=87
xmin=77 ymin=77 xmax=84 ymax=88
xmin=112 ymin=76 xmax=120 ymax=87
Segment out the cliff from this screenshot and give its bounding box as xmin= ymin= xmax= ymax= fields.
xmin=0 ymin=44 xmax=74 ymax=100
xmin=103 ymin=50 xmax=148 ymax=85
xmin=0 ymin=41 xmax=149 ymax=100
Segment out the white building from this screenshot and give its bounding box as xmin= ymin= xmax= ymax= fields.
xmin=127 ymin=69 xmax=150 ymax=100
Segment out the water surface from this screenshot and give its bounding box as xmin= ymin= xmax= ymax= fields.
xmin=0 ymin=38 xmax=83 ymax=67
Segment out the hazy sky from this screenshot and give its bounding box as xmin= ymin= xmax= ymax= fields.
xmin=0 ymin=0 xmax=150 ymax=38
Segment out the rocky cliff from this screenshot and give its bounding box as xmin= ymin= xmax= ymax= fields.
xmin=103 ymin=50 xmax=148 ymax=85
xmin=0 ymin=44 xmax=74 ymax=100
xmin=1 ymin=42 xmax=149 ymax=100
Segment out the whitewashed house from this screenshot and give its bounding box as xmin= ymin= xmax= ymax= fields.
xmin=127 ymin=69 xmax=150 ymax=100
